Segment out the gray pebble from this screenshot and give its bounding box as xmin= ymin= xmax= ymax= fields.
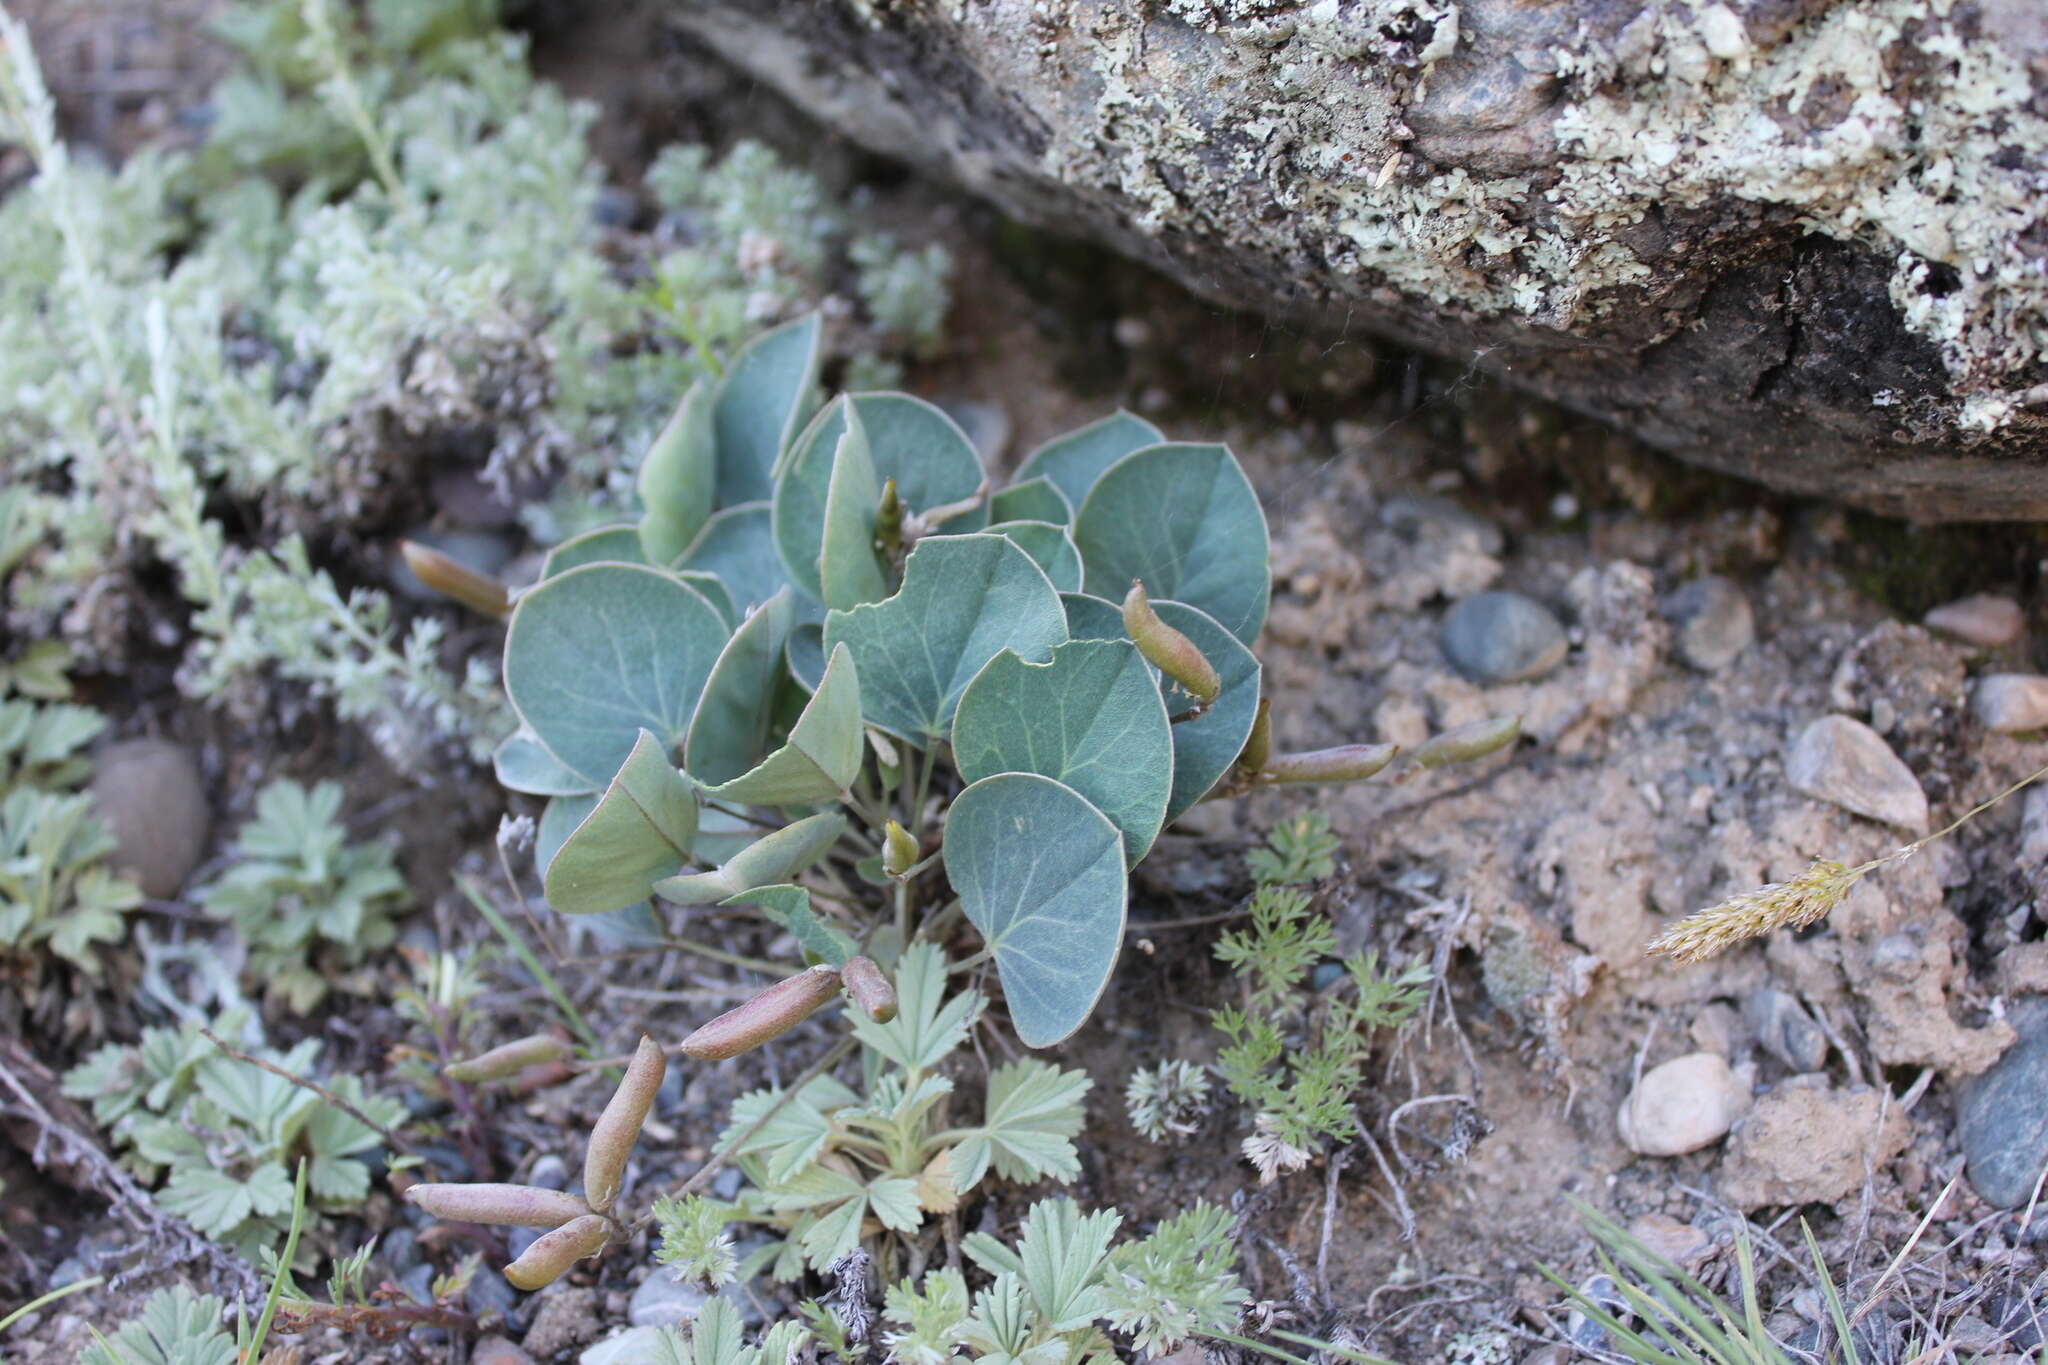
xmin=382 ymin=1226 xmax=422 ymax=1276
xmin=399 ymin=1263 xmax=436 ymax=1306
xmin=582 ymin=1326 xmax=674 ymax=1365
xmin=1959 ymin=997 xmax=2048 ymax=1208
xmin=1984 ymin=1290 xmax=2046 ymax=1351
xmin=1379 ymin=493 xmax=1504 ymax=555
xmin=393 ymin=527 xmax=515 ymax=603
xmin=1565 ymin=1273 xmax=1629 ymax=1351
xmin=1785 ymin=715 xmax=1928 ymax=832
xmin=1440 ymin=590 xmax=1568 ymax=684
xmin=1744 ymin=989 xmax=1829 ymax=1072
xmin=90 ymin=739 xmax=209 ymax=898
xmin=593 ymin=186 xmax=640 ymax=229
xmin=467 ymin=1267 xmax=519 ymax=1320
xmin=1662 ymin=575 xmax=1754 ymax=673
xmin=629 ymin=1270 xmax=712 ymax=1328
xmin=711 ymin=1166 xmax=744 ymax=1201
xmin=1924 ymin=593 xmax=2023 ymax=648
xmin=507 ymin=1225 xmax=546 ymax=1261
xmin=530 ymin=1153 xmax=570 ymax=1190
xmin=1974 ymin=674 xmax=2048 ymax=733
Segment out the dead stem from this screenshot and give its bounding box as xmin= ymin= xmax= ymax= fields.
xmin=198 ymin=1027 xmax=412 ymax=1155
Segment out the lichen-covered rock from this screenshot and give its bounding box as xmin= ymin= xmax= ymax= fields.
xmin=663 ymin=0 xmax=2048 ymax=518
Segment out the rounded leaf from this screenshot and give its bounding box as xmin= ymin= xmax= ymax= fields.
xmin=944 ymin=773 xmax=1127 ymax=1048
xmin=714 ymin=314 xmax=822 ymax=505
xmin=686 ymin=589 xmax=797 ymax=785
xmin=989 ymin=477 xmax=1074 ymax=526
xmin=1148 ymin=599 xmax=1261 ymax=822
xmin=504 ymin=563 xmax=730 ymax=787
xmin=1014 ymin=411 xmax=1164 ymax=510
xmin=638 ymin=379 xmax=717 ymax=563
xmin=542 ymin=525 xmax=646 ymax=578
xmin=1075 ymin=443 xmax=1270 ymax=644
xmin=679 ymin=502 xmax=804 ymax=616
xmin=494 ymin=731 xmax=596 ymax=797
xmin=1060 ymin=592 xmax=1126 ymax=641
xmin=983 ymin=520 xmax=1083 ymax=593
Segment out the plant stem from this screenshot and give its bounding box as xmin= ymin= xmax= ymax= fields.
xmin=198 ymin=1027 xmax=411 ymax=1154
xmin=0 ymin=1276 xmax=102 ymax=1334
xmin=244 ymin=1158 xmax=308 ymax=1361
xmin=459 ymin=875 xmax=603 ymax=1052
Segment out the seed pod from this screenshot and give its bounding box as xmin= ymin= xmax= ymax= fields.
xmin=402 ymin=1182 xmax=588 ymax=1229
xmin=840 ymin=956 xmax=898 ymax=1023
xmin=444 ymin=1033 xmax=573 ymax=1084
xmin=1260 ymin=743 xmax=1400 ymax=785
xmin=1233 ymin=697 xmax=1272 ymax=778
xmin=882 ymin=821 xmax=920 ymax=878
xmin=399 ymin=540 xmax=511 ymax=620
xmin=1122 ymin=581 xmax=1221 ymax=705
xmin=1412 ymin=714 xmax=1521 ymax=769
xmin=583 ymin=1036 xmax=665 ymax=1216
xmin=503 ymin=1213 xmax=610 ymax=1291
xmin=680 ymin=964 xmax=843 ymax=1061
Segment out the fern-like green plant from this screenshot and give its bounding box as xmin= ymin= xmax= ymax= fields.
xmin=80 ymin=1285 xmax=238 ymax=1365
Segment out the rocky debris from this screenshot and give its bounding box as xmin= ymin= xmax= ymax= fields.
xmin=1958 ymin=997 xmax=2048 ymax=1208
xmin=629 ymin=1269 xmax=711 ymax=1328
xmin=1563 ymin=1273 xmax=1631 ymax=1352
xmin=89 ymin=739 xmax=209 ymax=897
xmin=1974 ymin=674 xmax=2048 ymax=733
xmin=1925 ymin=594 xmax=2024 ymax=649
xmin=1379 ymin=494 xmax=1504 ymax=556
xmin=1625 ymin=1212 xmax=1713 ymax=1272
xmin=1663 ymin=576 xmax=1754 ymax=673
xmin=1785 ymin=715 xmax=1929 ymax=832
xmin=1828 ymin=623 xmax=1965 ymax=744
xmin=1744 ymin=988 xmax=1829 ymax=1073
xmin=1617 ymin=1052 xmax=1750 ymax=1157
xmin=522 ymin=1287 xmax=604 ymax=1359
xmin=1852 ymin=928 xmax=2014 ymax=1075
xmin=1440 ymin=590 xmax=1566 ymax=685
xmin=473 ymin=1336 xmax=538 ymax=1365
xmin=1716 ymin=1080 xmax=1911 ymax=1210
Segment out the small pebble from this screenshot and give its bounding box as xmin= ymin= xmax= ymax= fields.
xmin=1379 ymin=493 xmax=1505 ymax=555
xmin=592 ymin=185 xmax=640 ymax=230
xmin=1440 ymin=590 xmax=1568 ymax=684
xmin=529 ymin=1153 xmax=570 ymax=1190
xmin=1924 ymin=593 xmax=2023 ymax=648
xmin=393 ymin=527 xmax=515 ymax=603
xmin=1984 ymin=1290 xmax=2048 ymax=1351
xmin=472 ymin=1337 xmax=538 ymax=1365
xmin=1785 ymin=715 xmax=1929 ymax=832
xmin=1626 ymin=1213 xmax=1713 ymax=1272
xmin=1958 ymin=997 xmax=2048 ymax=1208
xmin=507 ymin=1226 xmax=545 ymax=1261
xmin=1744 ymin=988 xmax=1829 ymax=1073
xmin=399 ymin=1263 xmax=436 ymax=1307
xmin=467 ymin=1267 xmax=519 ymax=1320
xmin=382 ymin=1226 xmax=421 ymax=1276
xmin=90 ymin=739 xmax=209 ymax=898
xmin=628 ymin=1270 xmax=711 ymax=1328
xmin=1974 ymin=674 xmax=2048 ymax=733
xmin=1617 ymin=1052 xmax=1750 ymax=1156
xmin=582 ymin=1326 xmax=674 ymax=1365
xmin=1564 ymin=1273 xmax=1629 ymax=1350
xmin=1662 ymin=575 xmax=1754 ymax=673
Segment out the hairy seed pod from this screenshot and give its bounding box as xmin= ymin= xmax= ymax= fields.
xmin=882 ymin=820 xmax=920 ymax=878
xmin=402 ymin=1182 xmax=588 ymax=1229
xmin=1122 ymin=581 xmax=1221 ymax=705
xmin=1233 ymin=697 xmax=1272 ymax=777
xmin=1260 ymin=743 xmax=1400 ymax=785
xmin=840 ymin=956 xmax=898 ymax=1023
xmin=1412 ymin=714 xmax=1522 ymax=769
xmin=583 ymin=1036 xmax=665 ymax=1216
xmin=680 ymin=964 xmax=843 ymax=1061
xmin=399 ymin=540 xmax=511 ymax=619
xmin=503 ymin=1212 xmax=610 ymax=1291
xmin=444 ymin=1033 xmax=573 ymax=1084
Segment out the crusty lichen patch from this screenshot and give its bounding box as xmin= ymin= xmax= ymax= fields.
xmin=996 ymin=0 xmax=2047 ymax=433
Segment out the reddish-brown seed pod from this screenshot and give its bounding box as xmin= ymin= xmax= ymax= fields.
xmin=840 ymin=956 xmax=898 ymax=1023
xmin=1260 ymin=743 xmax=1400 ymax=785
xmin=1122 ymin=581 xmax=1221 ymax=705
xmin=679 ymin=965 xmax=843 ymax=1061
xmin=444 ymin=1033 xmax=573 ymax=1084
xmin=1411 ymin=714 xmax=1521 ymax=769
xmin=399 ymin=540 xmax=511 ymax=619
xmin=503 ymin=1213 xmax=610 ymax=1291
xmin=583 ymin=1036 xmax=665 ymax=1215
xmin=402 ymin=1182 xmax=588 ymax=1229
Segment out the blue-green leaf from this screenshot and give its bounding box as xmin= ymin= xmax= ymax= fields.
xmin=774 ymin=393 xmax=988 ymax=601
xmin=504 ymin=563 xmax=731 ymax=786
xmin=654 ymin=811 xmax=846 ymax=905
xmin=677 ymin=571 xmax=738 ymax=629
xmin=1059 ymin=592 xmax=1126 ymax=641
xmin=536 ymin=793 xmax=599 ymax=875
xmin=990 ymin=477 xmax=1074 ymax=527
xmin=723 ymin=884 xmax=855 ymax=967
xmin=943 ymin=773 xmax=1126 ymax=1048
xmin=703 ymin=643 xmax=864 ymax=805
xmin=983 ymin=520 xmax=1083 ymax=593
xmin=542 ymin=524 xmax=646 ymax=578
xmin=952 ymin=640 xmax=1171 ymax=866
xmin=1074 ymin=442 xmax=1270 ymax=644
xmin=678 ymin=502 xmax=804 ymax=616
xmin=686 ymin=589 xmax=797 ymax=785
xmin=543 ymin=729 xmax=700 ymax=915
xmin=824 ymin=534 xmax=1066 ymax=742
xmin=818 ymin=403 xmax=887 ymax=610
xmin=638 ymin=379 xmax=717 ymax=563
xmin=494 ymin=731 xmax=596 ymax=797
xmin=714 ymin=314 xmax=821 ymax=505
xmin=1148 ymin=599 xmax=1261 ymax=822
xmin=786 ymin=623 xmax=827 ymax=692
xmin=1014 ymin=411 xmax=1163 ymax=510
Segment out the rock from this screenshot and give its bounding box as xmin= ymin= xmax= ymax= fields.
xmin=468 ymin=1267 xmax=520 ymax=1320
xmin=1958 ymin=997 xmax=2048 ymax=1208
xmin=1617 ymin=1052 xmax=1750 ymax=1156
xmin=1984 ymin=1290 xmax=2048 ymax=1351
xmin=1717 ymin=1081 xmax=1912 ymax=1210
xmin=1827 ymin=623 xmax=1965 ymax=743
xmin=1563 ymin=1273 xmax=1629 ymax=1351
xmin=1440 ymin=590 xmax=1568 ymax=685
xmin=529 ymin=1153 xmax=571 ymax=1190
xmin=381 ymin=1227 xmax=421 ymax=1276
xmin=1379 ymin=494 xmax=1505 ymax=556
xmin=524 ymin=1287 xmax=603 ymax=1358
xmin=393 ymin=527 xmax=515 ymax=603
xmin=657 ymin=1 xmax=2048 ymax=519
xmin=89 ymin=739 xmax=209 ymax=897
xmin=399 ymin=1264 xmax=436 ymax=1306
xmin=1744 ymin=989 xmax=1829 ymax=1073
xmin=1785 ymin=715 xmax=1929 ymax=832
xmin=1975 ymin=675 xmax=2048 ymax=733
xmin=1662 ymin=576 xmax=1754 ymax=673
xmin=1626 ymin=1212 xmax=1713 ymax=1272
xmin=582 ymin=1326 xmax=674 ymax=1365
xmin=1519 ymin=1349 xmax=1570 ymax=1365
xmin=629 ymin=1270 xmax=712 ymax=1328
xmin=472 ymin=1337 xmax=538 ymax=1365
xmin=1925 ymin=594 xmax=2024 ymax=649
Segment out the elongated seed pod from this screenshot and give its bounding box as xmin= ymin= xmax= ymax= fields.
xmin=402 ymin=1182 xmax=588 ymax=1229
xmin=583 ymin=1036 xmax=665 ymax=1216
xmin=444 ymin=1033 xmax=573 ymax=1084
xmin=1412 ymin=714 xmax=1521 ymax=769
xmin=882 ymin=821 xmax=920 ymax=878
xmin=503 ymin=1213 xmax=610 ymax=1291
xmin=1122 ymin=581 xmax=1221 ymax=705
xmin=399 ymin=540 xmax=511 ymax=619
xmin=840 ymin=956 xmax=898 ymax=1023
xmin=680 ymin=964 xmax=843 ymax=1061
xmin=1260 ymin=742 xmax=1400 ymax=785
xmin=1233 ymin=698 xmax=1272 ymax=777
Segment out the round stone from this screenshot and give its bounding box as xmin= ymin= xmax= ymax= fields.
xmin=1974 ymin=674 xmax=2048 ymax=733
xmin=1616 ymin=1051 xmax=1750 ymax=1156
xmin=1662 ymin=575 xmax=1755 ymax=673
xmin=1785 ymin=714 xmax=1929 ymax=832
xmin=89 ymin=739 xmax=209 ymax=898
xmin=1959 ymin=996 xmax=2048 ymax=1208
xmin=1924 ymin=593 xmax=2023 ymax=649
xmin=1440 ymin=590 xmax=1568 ymax=684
